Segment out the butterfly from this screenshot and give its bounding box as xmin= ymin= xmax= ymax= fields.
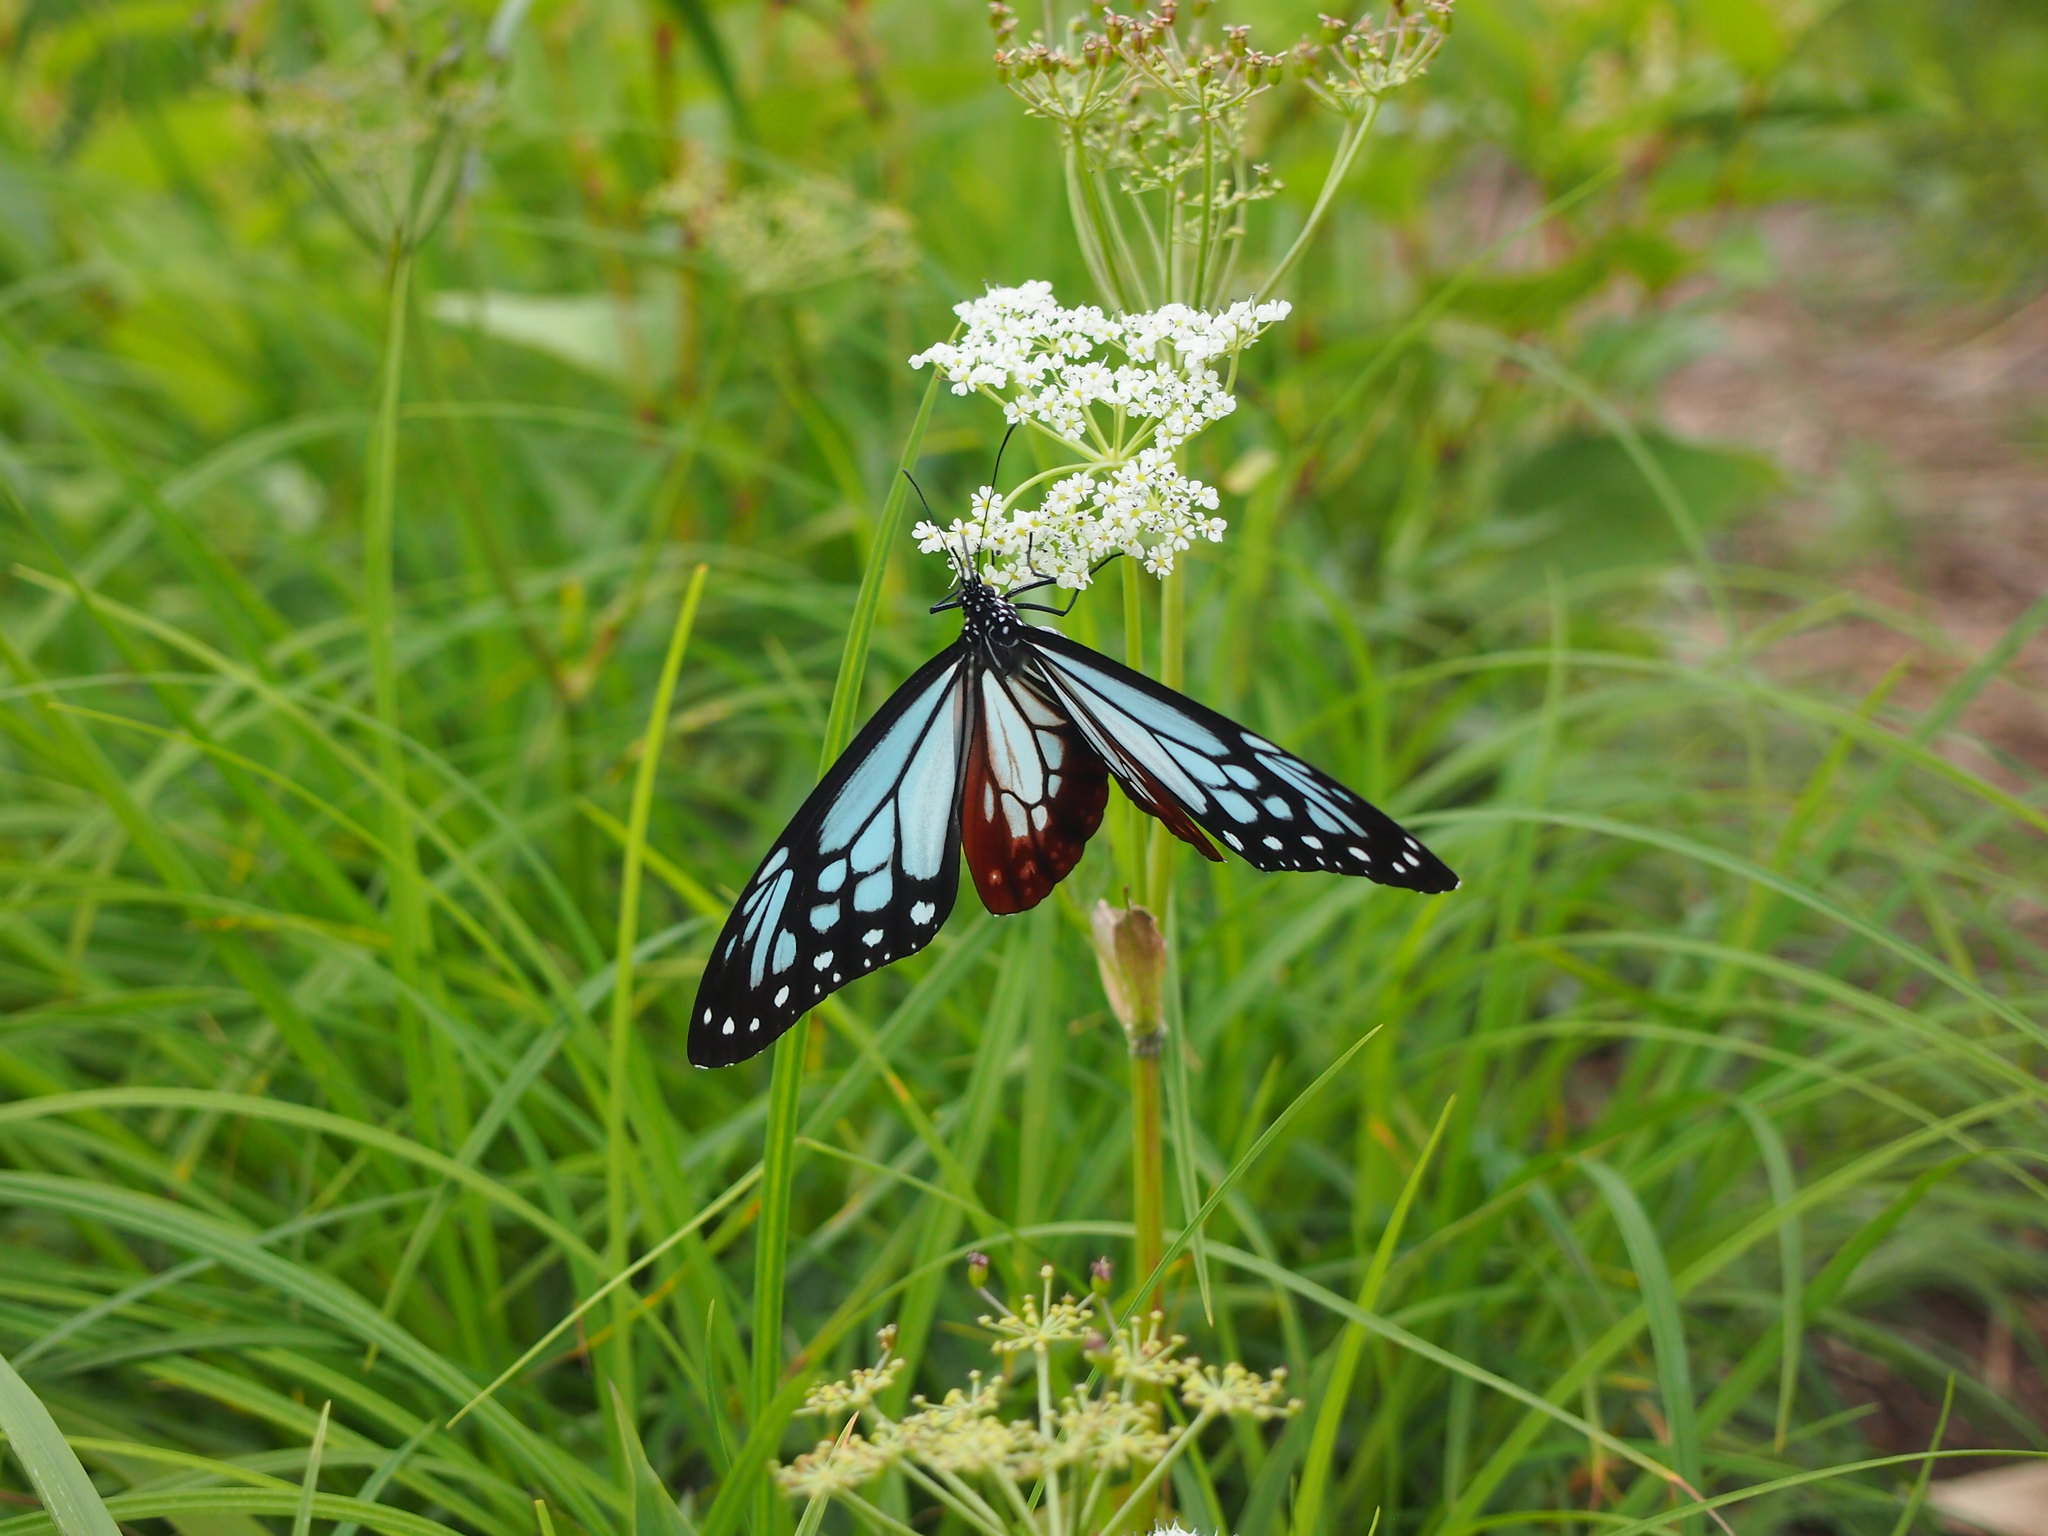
xmin=686 ymin=537 xmax=1458 ymax=1066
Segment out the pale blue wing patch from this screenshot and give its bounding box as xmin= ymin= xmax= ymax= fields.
xmin=690 ymin=651 xmax=972 ymax=1068
xmin=1024 ymin=630 xmax=1457 ymax=892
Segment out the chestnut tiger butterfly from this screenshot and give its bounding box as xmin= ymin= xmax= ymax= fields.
xmin=687 ymin=474 xmax=1457 ymax=1068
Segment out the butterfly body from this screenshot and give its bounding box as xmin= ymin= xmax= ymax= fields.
xmin=687 ymin=570 xmax=1456 ymax=1068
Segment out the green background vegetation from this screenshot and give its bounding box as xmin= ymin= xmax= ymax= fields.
xmin=2 ymin=0 xmax=2046 ymax=1532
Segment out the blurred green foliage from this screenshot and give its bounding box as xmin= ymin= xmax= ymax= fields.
xmin=1 ymin=1 xmax=2045 ymax=1534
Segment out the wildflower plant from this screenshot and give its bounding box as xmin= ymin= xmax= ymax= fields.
xmin=214 ymin=2 xmax=498 ymax=256
xmin=991 ymin=0 xmax=1455 ymax=311
xmin=773 ymin=1262 xmax=1299 ymax=1535
xmin=751 ymin=8 xmax=1458 ymax=1528
xmin=909 ymin=282 xmax=1289 ymax=587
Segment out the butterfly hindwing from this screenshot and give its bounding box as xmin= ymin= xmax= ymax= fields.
xmin=688 ymin=646 xmax=972 ymax=1068
xmin=961 ymin=666 xmax=1111 ymax=915
xmin=1025 ymin=628 xmax=1458 ymax=892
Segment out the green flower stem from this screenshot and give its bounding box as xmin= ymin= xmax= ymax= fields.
xmin=750 ymin=367 xmax=945 ymax=1532
xmin=1099 ymin=1405 xmax=1219 ymax=1535
xmin=1131 ymin=1042 xmax=1167 ymax=1307
xmin=1257 ymin=97 xmax=1382 ymax=306
xmin=1036 ymin=1345 xmax=1066 ymax=1534
xmin=362 ymin=247 xmax=440 ymax=1151
xmin=1065 ymin=139 xmax=1127 ymax=312
xmin=839 ymin=1492 xmax=932 ymax=1536
xmin=1135 ymin=563 xmax=1185 ymax=1318
xmin=603 ymin=566 xmax=708 ymax=1436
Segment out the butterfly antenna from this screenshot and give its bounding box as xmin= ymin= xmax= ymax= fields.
xmin=901 ymin=468 xmax=934 ymax=521
xmin=905 ymin=469 xmax=968 ymax=594
xmin=990 ymin=422 xmax=1019 ymax=488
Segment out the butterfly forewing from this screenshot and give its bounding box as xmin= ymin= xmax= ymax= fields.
xmin=961 ymin=667 xmax=1110 ymax=914
xmin=688 ymin=646 xmax=972 ymax=1068
xmin=1026 ymin=629 xmax=1458 ymax=892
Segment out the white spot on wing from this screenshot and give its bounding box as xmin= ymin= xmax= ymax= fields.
xmin=862 ymin=929 xmax=884 ymax=947
xmin=911 ymin=900 xmax=936 ymax=924
xmin=1263 ymin=835 xmax=1284 ymax=850
xmin=814 ymin=950 xmax=834 ymax=970
xmin=774 ymin=985 xmax=788 ymax=1007
xmin=853 ymin=870 xmax=891 ymax=911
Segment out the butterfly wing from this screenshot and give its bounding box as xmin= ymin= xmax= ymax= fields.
xmin=688 ymin=645 xmax=973 ymax=1068
xmin=1025 ymin=629 xmax=1458 ymax=893
xmin=960 ymin=665 xmax=1111 ymax=915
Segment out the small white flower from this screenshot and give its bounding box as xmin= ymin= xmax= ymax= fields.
xmin=908 ymin=282 xmax=1289 ymax=590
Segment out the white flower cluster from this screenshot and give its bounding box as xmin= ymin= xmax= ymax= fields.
xmin=908 ymin=282 xmax=1290 ymax=589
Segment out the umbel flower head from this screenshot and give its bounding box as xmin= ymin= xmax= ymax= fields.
xmin=909 ymin=281 xmax=1289 ymax=590
xmin=772 ymin=1260 xmax=1299 ymax=1534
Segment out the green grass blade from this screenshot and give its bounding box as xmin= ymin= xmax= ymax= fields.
xmin=608 ymin=564 xmax=710 ymax=1421
xmin=292 ymin=1402 xmax=331 ymax=1536
xmin=0 ymin=1345 xmax=122 ymax=1536
xmin=1581 ymin=1158 xmax=1703 ymax=1525
xmin=1293 ymin=1094 xmax=1456 ymax=1536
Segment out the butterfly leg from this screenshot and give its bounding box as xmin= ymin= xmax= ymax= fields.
xmin=1011 ymin=555 xmax=1126 ymax=615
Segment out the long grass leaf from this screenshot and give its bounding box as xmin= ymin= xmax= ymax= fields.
xmin=1293 ymin=1094 xmax=1456 ymax=1536
xmin=0 ymin=1346 xmax=122 ymax=1536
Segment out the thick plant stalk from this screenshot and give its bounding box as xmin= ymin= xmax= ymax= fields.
xmin=1091 ymin=902 xmax=1169 ymax=1305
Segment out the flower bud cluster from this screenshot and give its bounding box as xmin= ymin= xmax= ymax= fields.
xmin=1304 ymin=0 xmax=1457 ymax=113
xmin=213 ymin=5 xmax=498 ymax=253
xmin=909 ymin=281 xmax=1288 ymax=589
xmin=772 ymin=1262 xmax=1299 ymax=1523
xmin=993 ymin=3 xmax=1453 ymax=122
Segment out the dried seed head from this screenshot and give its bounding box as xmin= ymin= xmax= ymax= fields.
xmin=1091 ymin=1255 xmax=1115 ymax=1296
